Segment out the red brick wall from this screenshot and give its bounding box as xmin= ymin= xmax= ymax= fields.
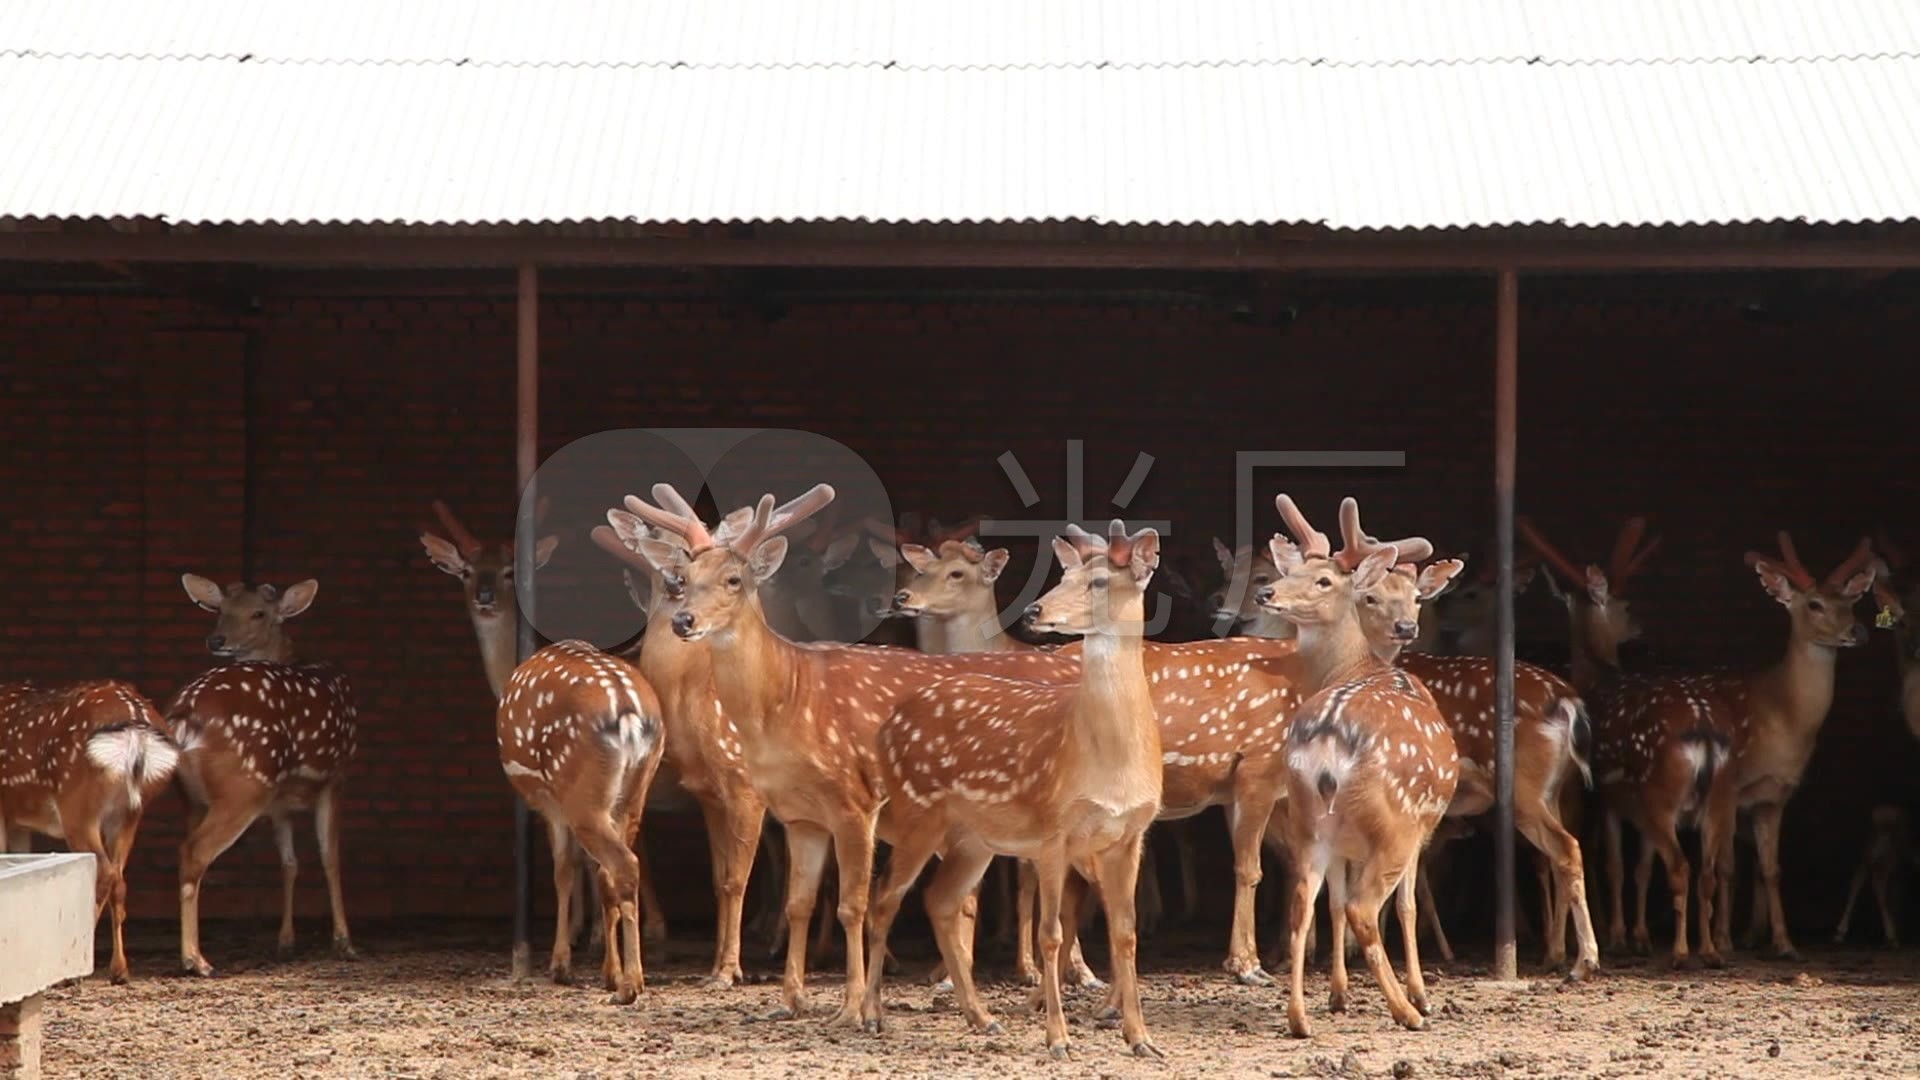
xmin=1 ymin=283 xmax=1915 ymax=936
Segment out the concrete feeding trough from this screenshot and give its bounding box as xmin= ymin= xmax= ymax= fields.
xmin=0 ymin=853 xmax=95 ymax=1080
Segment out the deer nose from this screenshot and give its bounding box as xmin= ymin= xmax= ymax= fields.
xmin=1848 ymin=623 xmax=1868 ymax=645
xmin=1393 ymin=619 xmax=1419 ymax=640
xmin=205 ymin=634 xmax=225 ymax=652
xmin=1254 ymin=585 xmax=1274 ymax=605
xmin=474 ymin=586 xmax=495 ymax=606
xmin=1023 ymin=603 xmax=1044 ymax=624
xmin=671 ymin=611 xmax=696 ymax=637
xmin=893 ymin=590 xmax=912 ymax=609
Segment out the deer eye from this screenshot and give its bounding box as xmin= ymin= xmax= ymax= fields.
xmin=1364 ymin=594 xmax=1378 ymax=605
xmin=252 ymin=610 xmax=266 ymax=619
xmin=1807 ymin=599 xmax=1825 ymax=612
xmin=1316 ymin=576 xmax=1333 ymax=588
xmin=949 ymin=570 xmax=965 ymax=580
xmin=725 ymin=574 xmax=743 ymax=589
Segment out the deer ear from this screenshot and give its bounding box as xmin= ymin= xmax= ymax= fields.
xmin=749 ymin=537 xmax=789 ymax=583
xmin=867 ymin=537 xmax=901 ymax=569
xmin=531 ymin=535 xmax=560 ymax=570
xmin=1051 ymin=536 xmax=1083 ymax=570
xmin=1584 ymin=565 xmax=1612 ymax=608
xmin=277 ymin=580 xmax=319 ymax=619
xmin=1838 ymin=567 xmax=1876 ymax=601
xmin=979 ymin=547 xmax=1011 ymax=583
xmin=1745 ymin=556 xmax=1797 ymax=606
xmin=1129 ymin=530 xmax=1162 ymax=578
xmin=181 ymin=573 xmax=225 ymax=612
xmin=820 ymin=533 xmax=859 ymax=572
xmin=1511 ymin=561 xmax=1537 ymax=593
xmin=634 ymin=536 xmax=688 ymax=575
xmin=420 ymin=533 xmax=470 ymax=577
xmin=900 ymin=544 xmax=937 ymax=575
xmin=1212 ymin=537 xmax=1235 ymax=575
xmin=1417 ymin=558 xmax=1467 ymax=601
xmin=1267 ymin=535 xmax=1302 ymax=574
xmin=1352 ymin=547 xmax=1398 ymax=591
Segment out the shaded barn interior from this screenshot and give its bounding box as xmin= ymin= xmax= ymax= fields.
xmin=3 ymin=262 xmax=1917 ymax=950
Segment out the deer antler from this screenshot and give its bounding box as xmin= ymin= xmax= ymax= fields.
xmin=431 ymin=500 xmax=484 ymax=557
xmin=1754 ymin=531 xmax=1818 ymax=590
xmin=1606 ymin=516 xmax=1661 ymax=589
xmin=1273 ymin=494 xmax=1331 ymax=558
xmin=590 ymin=523 xmax=658 ymax=573
xmin=1826 ymin=536 xmax=1877 ymax=588
xmin=1873 ymin=528 xmax=1908 ymax=571
xmin=624 ymin=483 xmax=718 ymax=551
xmin=937 ymin=538 xmax=987 ymax=564
xmin=1331 ymin=497 xmax=1434 ymax=572
xmin=1516 ymin=515 xmax=1588 ymax=587
xmin=725 ymin=484 xmax=837 ymax=554
xmin=927 ymin=516 xmax=985 ymax=545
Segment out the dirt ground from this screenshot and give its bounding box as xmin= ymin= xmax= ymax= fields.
xmin=38 ymin=922 xmax=1920 ymax=1079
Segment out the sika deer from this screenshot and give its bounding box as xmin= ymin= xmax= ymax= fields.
xmin=1832 ymin=805 xmax=1916 ymax=948
xmin=1256 ymin=496 xmax=1458 ymax=1036
xmin=1519 ymin=516 xmax=1737 ymax=967
xmin=1870 ymin=532 xmax=1920 ymax=741
xmin=1711 ymin=532 xmax=1878 ymax=959
xmin=419 ymin=499 xmax=663 ymax=953
xmin=170 ymin=575 xmax=358 ymax=976
xmin=496 ymin=640 xmax=665 ymax=1002
xmin=0 ymin=681 xmax=179 ymax=983
xmin=862 ymin=521 xmax=1167 ymax=1060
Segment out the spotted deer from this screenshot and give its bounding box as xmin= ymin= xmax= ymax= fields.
xmin=1708 ymin=532 xmax=1878 ymax=959
xmin=862 ymin=520 xmax=1167 ymax=1060
xmin=1224 ymin=536 xmax=1600 ymax=976
xmin=495 ymin=640 xmax=666 ymax=1003
xmin=418 ymin=499 xmax=668 ymax=954
xmin=1519 ymin=516 xmax=1738 ymax=967
xmin=0 ymin=680 xmax=179 ymax=983
xmin=1255 ymin=495 xmax=1459 ymax=1037
xmin=170 ymin=575 xmax=358 ymax=976
xmin=1832 ymin=804 xmax=1916 ymax=948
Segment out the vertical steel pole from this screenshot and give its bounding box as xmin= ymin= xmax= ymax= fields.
xmin=510 ymin=263 xmax=539 ymax=979
xmin=1492 ymin=268 xmax=1519 ymax=981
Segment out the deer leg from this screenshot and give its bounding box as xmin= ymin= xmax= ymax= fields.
xmin=810 ymin=851 xmax=840 ymax=965
xmin=1016 ymin=858 xmax=1039 ymax=985
xmin=1739 ymin=834 xmax=1765 ymax=952
xmin=923 ymin=844 xmax=1000 ymax=1035
xmin=703 ymin=795 xmax=762 ymax=988
xmin=620 ymin=805 xmax=668 ymax=950
xmin=1064 ymin=868 xmax=1106 ymax=990
xmin=824 ymin=813 xmax=879 ymax=1029
xmin=1283 ymin=851 xmax=1327 ymax=1038
xmin=1136 ymin=834 xmax=1163 ymax=939
xmin=102 ymin=806 xmax=143 ymax=985
xmin=1518 ymin=802 xmax=1600 ymax=979
xmin=66 ymin=815 xmax=127 ymax=985
xmin=755 ymin=824 xmax=790 ymax=955
xmin=769 ymin=821 xmax=832 ymax=1021
xmin=1871 ymin=866 xmax=1900 ymax=948
xmin=1396 ymin=850 xmax=1431 ymax=1016
xmin=544 ymin=815 xmax=578 ymax=985
xmin=271 ymin=812 xmax=299 ymax=956
xmin=1346 ymin=850 xmax=1425 ymax=1032
xmin=859 ymin=830 xmax=942 ymax=1033
xmin=1096 ymin=832 xmax=1161 ymax=1059
xmin=314 ymin=784 xmax=356 ymax=959
xmin=1326 ymin=858 xmax=1351 ymax=1013
xmin=1604 ymin=810 xmax=1628 ymax=952
xmin=1028 ymin=847 xmax=1073 ymax=1059
xmin=1641 ymin=820 xmax=1694 ymax=968
xmin=571 ymin=816 xmax=645 ymax=1005
xmin=1177 ymin=824 xmax=1201 ymax=926
xmin=1415 ymin=855 xmax=1455 ymax=963
xmin=1631 ymin=839 xmax=1657 ymax=956
xmin=178 ymin=791 xmax=269 ymax=977
xmin=1225 ymin=794 xmax=1276 ymax=985
xmin=1695 ymin=784 xmax=1739 ymax=970
xmin=1748 ymin=802 xmax=1797 ymax=960
xmin=1833 ymin=860 xmax=1870 ymax=944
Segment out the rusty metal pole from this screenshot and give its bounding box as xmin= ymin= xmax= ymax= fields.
xmin=510 ymin=263 xmax=539 ymax=979
xmin=1492 ymin=268 xmax=1519 ymax=981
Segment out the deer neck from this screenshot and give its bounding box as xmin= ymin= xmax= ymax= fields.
xmin=1067 ymin=600 xmax=1159 ymax=783
xmin=1292 ymin=611 xmax=1378 ymax=694
xmin=932 ymin=592 xmax=1019 ymax=653
xmin=1751 ymin=620 xmax=1841 ymax=737
xmin=704 ymin=600 xmax=802 ymax=740
xmin=1238 ymin=612 xmax=1298 ymax=641
xmin=1563 ymin=604 xmax=1617 ymax=693
xmin=468 ymin=598 xmax=521 ymax=700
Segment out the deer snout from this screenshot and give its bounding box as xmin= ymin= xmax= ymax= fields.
xmin=892 ymin=590 xmax=914 ymax=610
xmin=1845 ymin=623 xmax=1868 ymax=646
xmin=474 ymin=583 xmax=496 ymax=607
xmin=1392 ymin=618 xmax=1419 ymax=641
xmin=1023 ymin=602 xmax=1044 ymax=625
xmin=671 ymin=611 xmax=697 ymax=637
xmin=1254 ymin=585 xmax=1275 ymax=606
xmin=205 ymin=633 xmax=226 ymax=653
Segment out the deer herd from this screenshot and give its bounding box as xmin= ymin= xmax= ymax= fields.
xmin=2 ymin=478 xmax=1917 ymax=1059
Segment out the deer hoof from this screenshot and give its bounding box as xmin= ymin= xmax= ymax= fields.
xmin=550 ymin=965 xmax=574 ymax=986
xmin=1286 ymin=1012 xmax=1312 ymax=1039
xmin=760 ymin=1005 xmax=797 ymax=1022
xmin=109 ymin=967 xmax=130 ymax=987
xmin=606 ymin=987 xmax=638 ymax=1007
xmin=1328 ymin=989 xmax=1349 ymax=1014
xmin=1235 ymin=967 xmax=1276 ymax=987
xmin=1566 ymin=958 xmax=1599 ymax=982
xmin=1131 ymin=1040 xmax=1166 ymax=1060
xmin=1048 ymin=1044 xmax=1072 ymax=1061
xmin=332 ymin=939 xmax=359 ymax=961
xmin=183 ymin=957 xmax=214 ymax=978
xmin=1701 ymin=951 xmax=1727 ymax=970
xmin=1410 ymin=991 xmax=1431 ymax=1016
xmin=931 ymin=978 xmax=954 ymax=993
xmin=979 ymin=1021 xmax=1006 ymax=1036
xmin=277 ymin=938 xmax=297 ymax=958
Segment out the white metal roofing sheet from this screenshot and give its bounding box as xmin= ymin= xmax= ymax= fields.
xmin=2 ymin=55 xmax=1917 ymax=230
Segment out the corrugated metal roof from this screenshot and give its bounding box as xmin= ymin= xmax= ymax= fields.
xmin=2 ymin=3 xmax=1919 ymax=231
xmin=6 ymin=0 xmax=1920 ymax=67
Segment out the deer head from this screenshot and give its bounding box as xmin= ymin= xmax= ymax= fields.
xmin=618 ymin=483 xmax=836 ymax=643
xmin=1426 ymin=547 xmax=1540 ymax=637
xmin=181 ymin=573 xmax=319 ymax=663
xmin=1745 ymin=532 xmax=1877 ymax=650
xmin=419 ymin=498 xmax=559 ymax=617
xmin=1254 ymin=495 xmax=1431 ymax=631
xmin=891 ymin=538 xmax=1009 ymax=619
xmin=1356 ymin=557 xmax=1468 ymax=649
xmin=1516 ymin=514 xmax=1659 ymax=667
xmin=1207 ymin=537 xmax=1288 ymax=627
xmin=1023 ymin=520 xmax=1161 ymax=636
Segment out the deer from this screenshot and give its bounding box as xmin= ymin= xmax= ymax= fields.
xmin=418 ymin=499 xmax=671 ymax=957
xmin=1832 ymin=804 xmax=1917 ymax=948
xmin=170 ymin=575 xmax=359 ymax=976
xmin=1518 ymin=515 xmax=1739 ymax=967
xmin=860 ymin=520 xmax=1167 ymax=1060
xmin=495 ymin=638 xmax=666 ymax=1003
xmin=1222 ymin=536 xmax=1601 ymax=977
xmin=1868 ymin=531 xmax=1920 ymax=742
xmin=0 ymin=680 xmax=180 ymax=983
xmin=1705 ymin=531 xmax=1879 ymax=960
xmin=1255 ymin=495 xmax=1459 ymax=1037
